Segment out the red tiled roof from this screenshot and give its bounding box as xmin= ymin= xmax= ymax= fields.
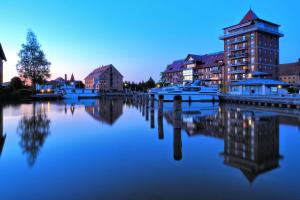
xmin=164 ymin=52 xmax=224 ymax=74
xmin=164 ymin=59 xmax=185 ymax=73
xmin=239 ymin=9 xmax=258 ymax=24
xmin=201 ymin=52 xmax=224 ymax=68
xmin=223 ymin=9 xmax=280 ymax=30
xmin=188 ymin=54 xmax=204 ymax=62
xmin=85 ymin=64 xmax=123 ymax=80
xmin=185 ymin=52 xmax=224 ymax=68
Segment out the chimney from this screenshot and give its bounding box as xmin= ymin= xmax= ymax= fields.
xmin=65 ymin=74 xmax=67 ymax=81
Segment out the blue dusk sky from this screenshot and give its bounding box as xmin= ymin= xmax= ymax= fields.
xmin=0 ymin=0 xmax=299 ymax=82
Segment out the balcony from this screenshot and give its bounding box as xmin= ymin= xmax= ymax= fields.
xmin=230 ymin=46 xmax=248 ymax=51
xmin=228 ymin=70 xmax=246 ymax=75
xmin=228 ymin=38 xmax=247 ymax=45
xmin=228 ymin=61 xmax=248 ymax=67
xmin=209 ymin=76 xmax=220 ymax=80
xmin=211 ymin=69 xmax=221 ymax=74
xmin=229 ymin=53 xmax=249 ymax=59
xmin=220 ymin=24 xmax=284 ymax=40
xmin=229 ymin=77 xmax=244 ymax=82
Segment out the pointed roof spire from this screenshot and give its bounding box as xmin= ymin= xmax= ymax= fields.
xmin=70 ymin=73 xmax=75 ymax=82
xmin=239 ymin=9 xmax=259 ymax=24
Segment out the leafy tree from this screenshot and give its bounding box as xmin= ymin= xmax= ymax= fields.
xmin=146 ymin=77 xmax=155 ymax=89
xmin=16 ymin=30 xmax=51 ymax=87
xmin=159 ymin=72 xmax=166 ymax=86
xmin=75 ymin=81 xmax=85 ymax=89
xmin=10 ymin=76 xmax=23 ymax=91
xmin=123 ymin=77 xmax=156 ymax=92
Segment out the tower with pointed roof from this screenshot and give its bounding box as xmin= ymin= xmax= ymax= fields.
xmin=0 ymin=43 xmax=7 ymax=86
xmin=70 ymin=73 xmax=75 ymax=82
xmin=220 ymin=9 xmax=284 ymax=89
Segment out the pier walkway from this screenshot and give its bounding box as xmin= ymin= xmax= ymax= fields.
xmin=219 ymin=94 xmax=300 ymax=109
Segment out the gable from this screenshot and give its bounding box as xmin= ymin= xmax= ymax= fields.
xmin=0 ymin=43 xmax=7 ymax=61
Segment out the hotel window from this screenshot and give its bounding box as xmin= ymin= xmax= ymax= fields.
xmin=242 ymin=35 xmax=246 ymax=40
xmin=251 ymin=65 xmax=255 ymax=71
xmin=227 ymin=39 xmax=230 ymax=44
xmin=250 ymin=33 xmax=254 ymax=39
xmin=251 ymin=41 xmax=254 ymax=47
xmin=251 ymin=57 xmax=255 ymax=64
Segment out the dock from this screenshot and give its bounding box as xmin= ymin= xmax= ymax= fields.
xmin=219 ymin=94 xmax=300 ymax=109
xmin=31 ymin=93 xmax=63 ymax=100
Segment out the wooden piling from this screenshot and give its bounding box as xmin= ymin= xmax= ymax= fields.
xmin=173 ymin=95 xmax=182 ymax=161
xmin=150 ymin=94 xmax=155 ymax=128
xmin=158 ymin=94 xmax=164 ymax=139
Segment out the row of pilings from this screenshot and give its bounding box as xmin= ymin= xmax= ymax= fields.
xmin=126 ymin=93 xmax=183 ymax=161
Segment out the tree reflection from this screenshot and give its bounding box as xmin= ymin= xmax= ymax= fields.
xmin=17 ymin=103 xmax=51 ymax=167
xmin=0 ymin=104 xmax=6 ymax=156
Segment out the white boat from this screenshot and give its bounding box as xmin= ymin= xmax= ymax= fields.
xmin=153 ymin=80 xmax=219 ymax=102
xmin=60 ymin=88 xmax=100 ymax=99
xmin=149 ymin=85 xmax=182 ymax=94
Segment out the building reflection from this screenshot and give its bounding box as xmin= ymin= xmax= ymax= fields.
xmin=0 ymin=104 xmax=6 ymax=156
xmin=221 ymin=105 xmax=280 ymax=183
xmin=85 ymin=97 xmax=123 ymax=125
xmin=162 ymin=103 xmax=281 ymax=182
xmin=17 ymin=103 xmax=51 ymax=167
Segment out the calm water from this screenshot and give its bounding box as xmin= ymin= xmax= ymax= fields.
xmin=0 ymin=97 xmax=300 ymax=200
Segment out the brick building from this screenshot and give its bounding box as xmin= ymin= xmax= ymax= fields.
xmin=84 ymin=64 xmax=123 ymax=91
xmin=0 ymin=43 xmax=7 ymax=86
xmin=278 ymin=59 xmax=300 ymax=86
xmin=220 ymin=9 xmax=283 ymax=86
xmin=182 ymin=52 xmax=224 ymax=86
xmin=163 ymin=59 xmax=185 ymax=85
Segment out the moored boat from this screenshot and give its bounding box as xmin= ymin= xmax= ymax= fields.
xmin=150 ymin=80 xmax=219 ymax=102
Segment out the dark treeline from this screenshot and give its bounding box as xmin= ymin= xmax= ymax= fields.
xmin=123 ymin=77 xmax=155 ymax=92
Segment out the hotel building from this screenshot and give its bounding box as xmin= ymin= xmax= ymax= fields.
xmin=163 ymin=59 xmax=185 ymax=85
xmin=182 ymin=52 xmax=224 ymax=86
xmin=220 ymin=10 xmax=284 ymax=86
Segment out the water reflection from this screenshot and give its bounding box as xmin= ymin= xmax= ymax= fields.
xmin=0 ymin=104 xmax=6 ymax=156
xmin=163 ymin=102 xmax=284 ymax=182
xmin=0 ymin=97 xmax=299 ymax=183
xmin=17 ymin=103 xmax=51 ymax=166
xmin=221 ymin=105 xmax=281 ymax=183
xmin=85 ymin=97 xmax=123 ymax=125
